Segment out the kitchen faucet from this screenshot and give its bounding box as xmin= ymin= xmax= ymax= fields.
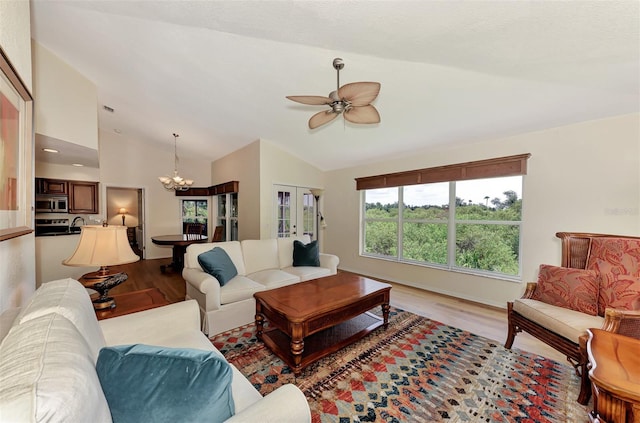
xmin=71 ymin=216 xmax=85 ymax=227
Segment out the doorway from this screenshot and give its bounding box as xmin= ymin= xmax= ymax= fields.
xmin=273 ymin=185 xmax=315 ymax=239
xmin=106 ymin=186 xmax=145 ymax=258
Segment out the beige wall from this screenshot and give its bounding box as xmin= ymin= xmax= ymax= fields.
xmin=99 ymin=129 xmax=212 ymax=260
xmin=0 ymin=0 xmax=34 ymax=312
xmin=325 ymin=113 xmax=640 ymax=308
xmin=212 ymin=140 xmax=261 ymax=239
xmin=212 ymin=139 xmax=325 ymax=240
xmin=32 ymin=42 xmax=98 ymax=150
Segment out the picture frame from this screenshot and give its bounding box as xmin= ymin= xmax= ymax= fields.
xmin=0 ymin=47 xmax=34 ymax=242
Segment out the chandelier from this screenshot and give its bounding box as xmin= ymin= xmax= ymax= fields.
xmin=158 ymin=133 xmax=193 ymax=191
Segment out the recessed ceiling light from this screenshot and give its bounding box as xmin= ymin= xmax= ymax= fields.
xmin=72 ymin=163 xmax=84 ymax=167
xmin=43 ymin=148 xmax=59 ymax=153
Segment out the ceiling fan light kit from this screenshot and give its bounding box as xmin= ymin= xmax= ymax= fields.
xmin=287 ymin=58 xmax=381 ymax=129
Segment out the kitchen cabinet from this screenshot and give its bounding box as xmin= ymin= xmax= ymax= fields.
xmin=36 ymin=178 xmax=68 ymax=195
xmin=68 ymin=181 xmax=99 ymax=214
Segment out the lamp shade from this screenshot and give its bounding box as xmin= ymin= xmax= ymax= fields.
xmin=63 ymin=225 xmax=140 ymax=267
xmin=118 ymin=208 xmax=127 ymax=215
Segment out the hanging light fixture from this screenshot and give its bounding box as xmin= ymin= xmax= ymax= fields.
xmin=158 ymin=133 xmax=194 ymax=191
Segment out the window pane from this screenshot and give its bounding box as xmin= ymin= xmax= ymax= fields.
xmin=182 ymin=200 xmax=195 ymax=216
xmin=455 ymin=176 xmax=522 ymax=221
xmin=403 ymin=183 xmax=449 ymax=220
xmin=455 ymin=223 xmax=520 ymax=275
xmin=364 ymin=221 xmax=397 ymax=256
xmin=365 ymin=188 xmax=398 ymax=218
xmin=402 ymin=222 xmax=447 ymax=264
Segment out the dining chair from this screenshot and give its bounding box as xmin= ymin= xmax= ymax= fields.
xmin=212 ymin=225 xmax=224 ymax=242
xmin=185 ymin=223 xmax=205 ymax=239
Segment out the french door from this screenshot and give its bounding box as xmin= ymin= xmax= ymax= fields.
xmin=273 ymin=185 xmax=315 ymax=239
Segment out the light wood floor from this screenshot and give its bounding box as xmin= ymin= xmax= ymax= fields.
xmin=108 ymin=258 xmax=566 ymax=363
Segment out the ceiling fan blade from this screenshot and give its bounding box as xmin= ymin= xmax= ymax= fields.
xmin=338 ymin=82 xmax=381 ymax=106
xmin=344 ymin=105 xmax=381 ymax=125
xmin=308 ymin=110 xmax=338 ymax=129
xmin=286 ymin=95 xmax=332 ymax=105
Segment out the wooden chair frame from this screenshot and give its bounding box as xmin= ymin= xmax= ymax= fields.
xmin=505 ymin=232 xmax=640 ymax=405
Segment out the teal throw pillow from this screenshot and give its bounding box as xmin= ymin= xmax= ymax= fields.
xmin=198 ymin=247 xmax=238 ymax=286
xmin=96 ymin=344 xmax=235 ymax=423
xmin=293 ymin=240 xmax=320 ymax=267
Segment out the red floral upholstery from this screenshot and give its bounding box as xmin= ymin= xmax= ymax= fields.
xmin=532 ymin=264 xmax=600 ymax=316
xmin=587 ymin=237 xmax=640 ymax=315
xmin=598 ymin=274 xmax=640 ymax=315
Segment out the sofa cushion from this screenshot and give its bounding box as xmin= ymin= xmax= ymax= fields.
xmin=293 ymin=240 xmax=320 ymax=267
xmin=513 ymin=298 xmax=604 ymax=343
xmin=282 ymin=265 xmax=331 ymax=282
xmin=15 ymin=278 xmax=106 ymax=359
xmin=220 ymin=275 xmax=267 ymax=304
xmin=241 ymin=239 xmax=281 ymax=274
xmin=277 ymin=235 xmax=311 ymax=268
xmin=531 ymin=264 xmax=600 ymax=316
xmin=97 ymin=344 xmax=235 ymax=423
xmin=198 ymin=247 xmax=238 ymax=286
xmin=0 ymin=313 xmax=112 ymax=423
xmin=587 ymin=237 xmax=640 ymax=276
xmin=186 ymin=241 xmax=246 ymax=276
xmin=247 ymin=269 xmax=300 ymax=289
xmin=598 ymin=273 xmax=640 ymax=315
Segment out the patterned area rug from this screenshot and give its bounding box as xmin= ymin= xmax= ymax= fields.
xmin=211 ymin=308 xmax=588 ymax=422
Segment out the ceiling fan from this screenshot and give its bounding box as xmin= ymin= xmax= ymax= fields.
xmin=286 ymin=58 xmax=381 ymax=130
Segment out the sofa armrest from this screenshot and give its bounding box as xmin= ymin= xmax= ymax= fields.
xmin=601 ymin=308 xmax=640 ymax=337
xmin=99 ymin=300 xmax=201 ymax=345
xmin=520 ymin=282 xmax=537 ymax=299
xmin=225 ymin=384 xmax=310 ymax=423
xmin=319 ymin=253 xmax=339 ymax=274
xmin=183 ymin=267 xmax=222 ymax=312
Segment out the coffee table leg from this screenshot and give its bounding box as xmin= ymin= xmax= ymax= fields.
xmin=255 ymin=302 xmax=264 ymax=340
xmin=382 ymin=303 xmax=390 ymax=328
xmin=290 ymin=325 xmax=304 ymax=375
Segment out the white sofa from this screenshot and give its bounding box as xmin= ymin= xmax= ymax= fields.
xmin=0 ymin=278 xmax=310 ymax=422
xmin=183 ymin=236 xmax=339 ymax=335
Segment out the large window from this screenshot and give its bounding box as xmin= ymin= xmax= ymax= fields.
xmin=362 ymin=177 xmax=522 ymax=278
xmin=182 ymin=199 xmax=208 ymax=234
xmin=358 ymin=154 xmax=529 ymax=280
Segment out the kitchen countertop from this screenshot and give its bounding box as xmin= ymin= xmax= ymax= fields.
xmin=36 ymin=228 xmax=82 ymax=237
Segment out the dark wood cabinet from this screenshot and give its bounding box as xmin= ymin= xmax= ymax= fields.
xmin=175 ymin=181 xmax=239 ymax=197
xmin=68 ymin=181 xmax=99 ymax=213
xmin=36 ymin=178 xmax=68 ymax=195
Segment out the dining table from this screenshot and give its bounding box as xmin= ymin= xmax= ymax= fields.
xmin=151 ymin=234 xmax=208 ymax=273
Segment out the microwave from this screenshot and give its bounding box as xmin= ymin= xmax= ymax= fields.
xmin=35 ymin=195 xmax=68 ymax=213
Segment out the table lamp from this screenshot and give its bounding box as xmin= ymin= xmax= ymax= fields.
xmin=63 ymin=223 xmax=140 ymax=310
xmin=118 ymin=208 xmax=127 ymax=226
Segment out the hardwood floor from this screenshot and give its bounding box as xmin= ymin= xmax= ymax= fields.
xmin=107 ymin=258 xmax=565 ymax=362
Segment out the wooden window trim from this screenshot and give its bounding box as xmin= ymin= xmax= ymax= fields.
xmin=355 ymin=154 xmax=531 ymax=190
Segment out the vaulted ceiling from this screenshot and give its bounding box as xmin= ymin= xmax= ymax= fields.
xmin=30 ymin=1 xmax=640 ymax=171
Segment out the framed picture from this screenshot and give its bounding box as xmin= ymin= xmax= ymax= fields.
xmin=0 ymin=47 xmax=33 ymax=242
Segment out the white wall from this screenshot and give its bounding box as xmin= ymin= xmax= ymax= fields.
xmin=0 ymin=0 xmax=35 ymax=312
xmin=99 ymin=129 xmax=212 ymax=259
xmin=32 ymin=42 xmax=98 ymax=150
xmin=325 ymin=113 xmax=640 ymax=308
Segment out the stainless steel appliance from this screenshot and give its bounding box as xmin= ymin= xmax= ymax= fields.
xmin=35 ymin=195 xmax=68 ymax=213
xmin=35 ymin=218 xmax=70 ymax=236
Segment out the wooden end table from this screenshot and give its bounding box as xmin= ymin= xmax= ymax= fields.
xmin=94 ymin=288 xmax=169 ymax=320
xmin=587 ymin=328 xmax=640 ymax=423
xmin=254 ymin=273 xmax=391 ymax=376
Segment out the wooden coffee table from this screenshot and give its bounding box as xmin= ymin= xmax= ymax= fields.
xmin=254 ymin=273 xmax=391 ymax=375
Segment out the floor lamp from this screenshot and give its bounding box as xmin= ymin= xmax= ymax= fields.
xmin=310 ymin=188 xmax=324 ymax=247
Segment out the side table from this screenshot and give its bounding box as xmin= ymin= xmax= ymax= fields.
xmin=587 ymin=328 xmax=640 ymax=423
xmin=94 ymin=288 xmax=170 ymax=321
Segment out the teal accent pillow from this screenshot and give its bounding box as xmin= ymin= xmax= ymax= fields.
xmin=198 ymin=247 xmax=238 ymax=286
xmin=96 ymin=344 xmax=235 ymax=423
xmin=293 ymin=240 xmax=320 ymax=267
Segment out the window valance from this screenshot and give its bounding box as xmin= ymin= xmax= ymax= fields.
xmin=355 ymin=153 xmax=531 ymax=190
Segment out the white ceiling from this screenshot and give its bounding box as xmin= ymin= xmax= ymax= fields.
xmin=30 ymin=0 xmax=640 ymax=171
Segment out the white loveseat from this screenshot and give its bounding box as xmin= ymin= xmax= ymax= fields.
xmin=0 ymin=278 xmax=310 ymax=422
xmin=183 ymin=236 xmax=339 ymax=335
